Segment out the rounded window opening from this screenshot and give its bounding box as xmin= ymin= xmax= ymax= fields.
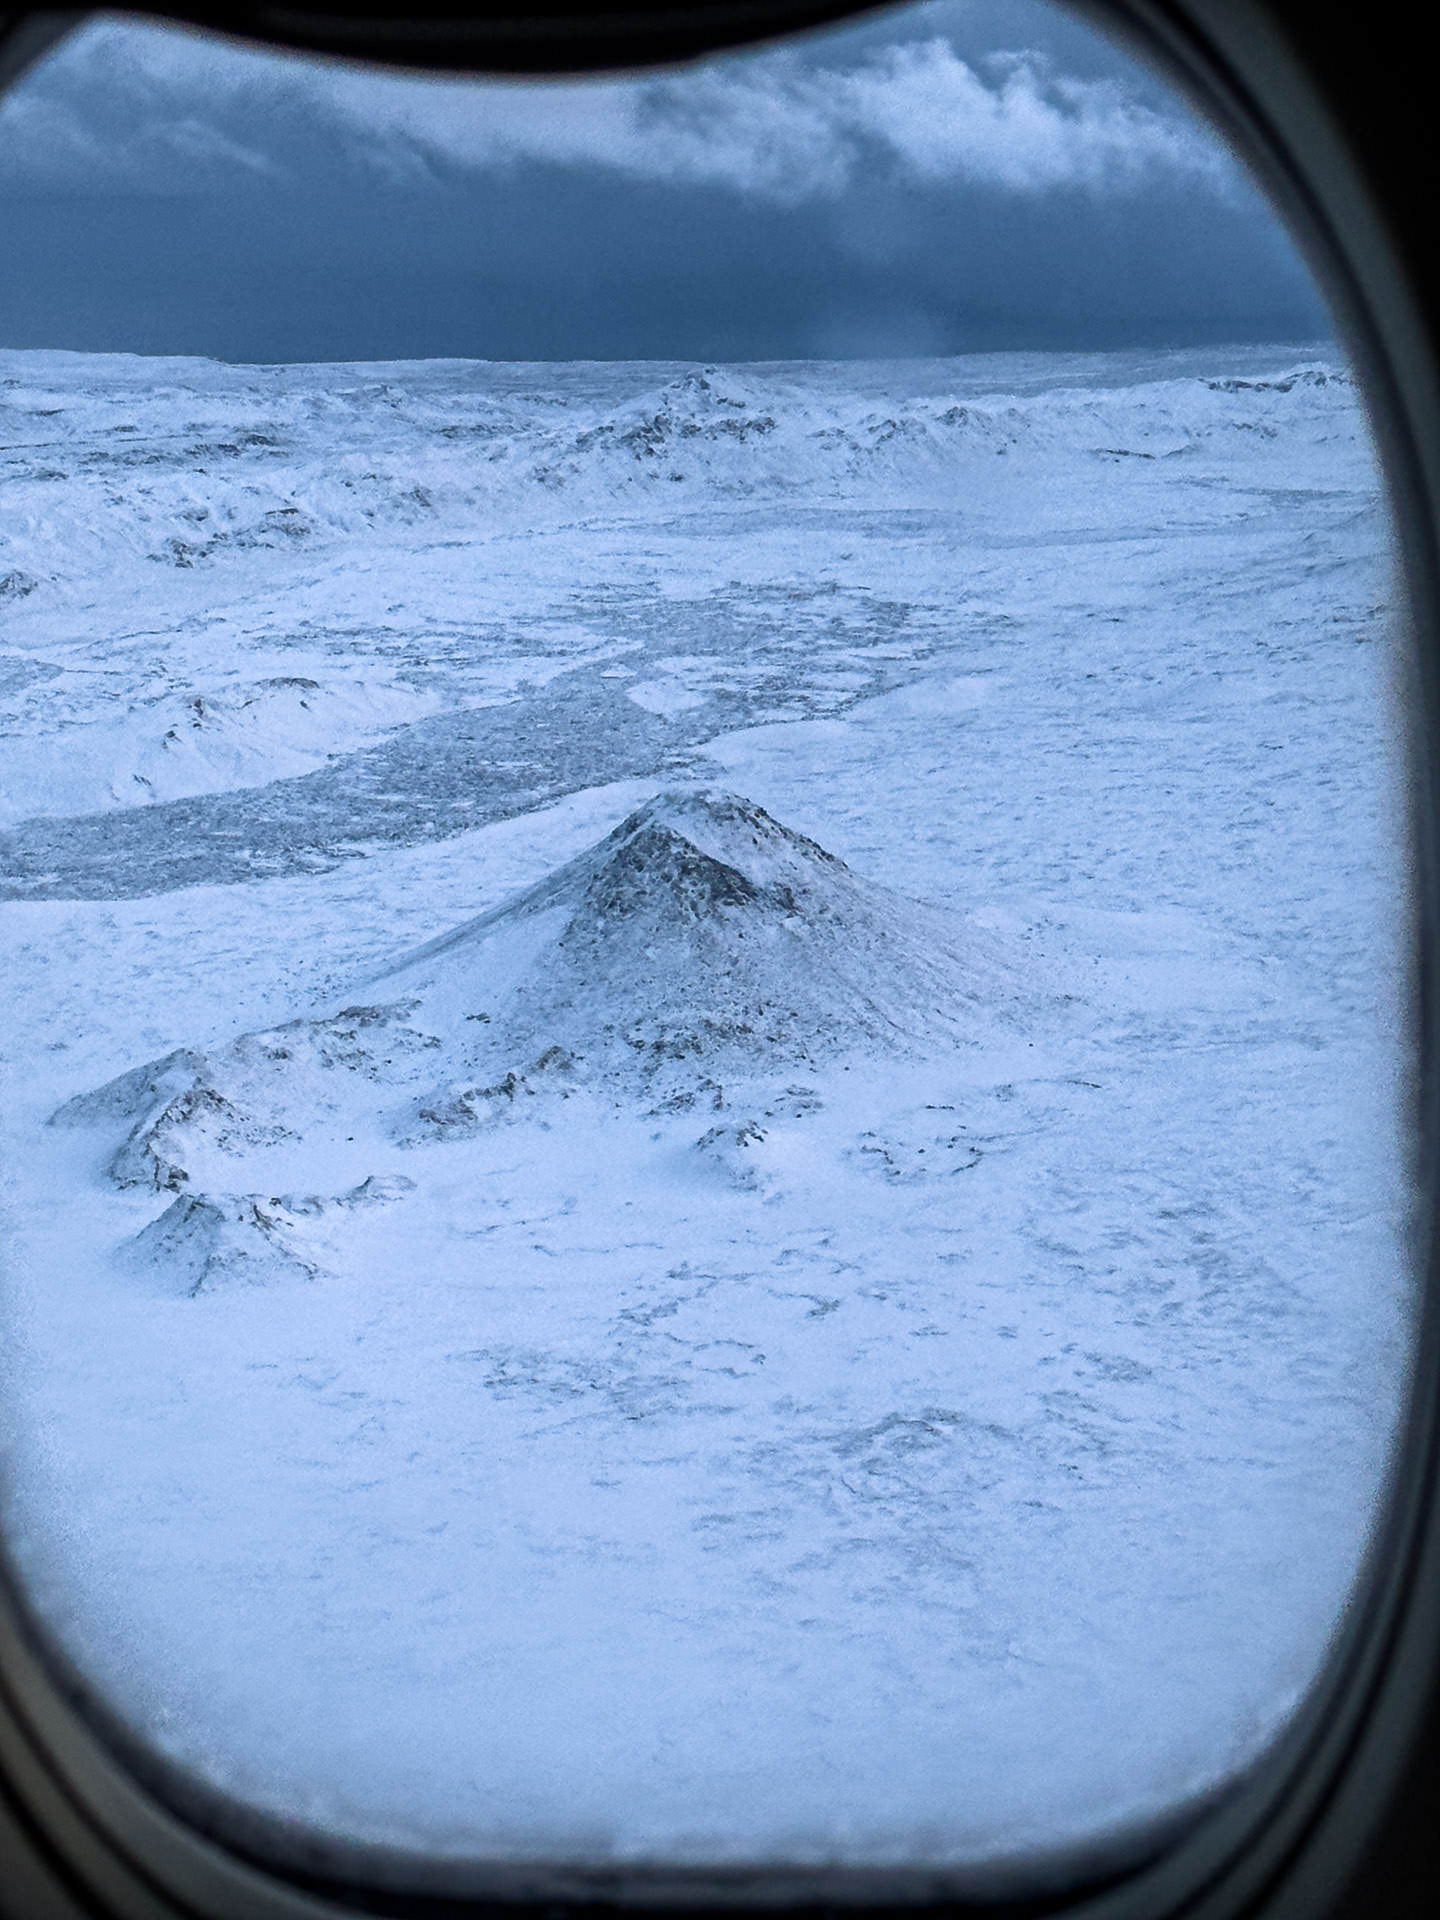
xmin=0 ymin=0 xmax=1413 ymax=1890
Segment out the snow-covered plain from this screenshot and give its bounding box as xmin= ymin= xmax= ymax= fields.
xmin=0 ymin=344 xmax=1413 ymax=1874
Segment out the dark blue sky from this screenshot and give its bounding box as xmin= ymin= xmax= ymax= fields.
xmin=0 ymin=3 xmax=1330 ymax=361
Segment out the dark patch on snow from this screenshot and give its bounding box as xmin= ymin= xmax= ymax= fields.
xmin=406 ymin=1047 xmax=581 ymax=1142
xmin=0 ymin=577 xmax=930 ymax=899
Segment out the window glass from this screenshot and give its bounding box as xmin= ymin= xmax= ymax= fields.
xmin=0 ymin=1 xmax=1411 ymax=1875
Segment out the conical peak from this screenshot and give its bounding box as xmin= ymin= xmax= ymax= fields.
xmin=615 ymin=787 xmax=771 ymax=837
xmin=60 ymin=786 xmax=1011 ymax=1184
xmin=581 ymin=820 xmax=761 ymax=928
xmin=603 ymin=789 xmax=840 ymax=890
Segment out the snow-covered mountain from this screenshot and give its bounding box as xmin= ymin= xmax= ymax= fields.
xmin=52 ymin=789 xmax=1022 ymax=1290
xmin=388 ymin=786 xmax=1017 ymax=1095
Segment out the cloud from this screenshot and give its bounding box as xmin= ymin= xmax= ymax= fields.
xmin=0 ymin=16 xmax=1241 ymax=203
xmin=0 ymin=22 xmax=287 ymax=191
xmin=448 ymin=39 xmax=1234 ymax=201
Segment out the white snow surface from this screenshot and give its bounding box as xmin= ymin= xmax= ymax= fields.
xmin=0 ymin=672 xmax=442 ymax=822
xmin=0 ymin=345 xmax=1414 ymax=1874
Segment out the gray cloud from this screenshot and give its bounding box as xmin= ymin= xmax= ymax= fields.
xmin=0 ymin=14 xmax=1238 ymax=203
xmin=312 ymin=37 xmax=1236 ymax=201
xmin=0 ymin=6 xmax=1328 ymax=361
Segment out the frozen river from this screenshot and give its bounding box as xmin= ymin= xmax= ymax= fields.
xmin=0 ymin=344 xmax=1413 ymax=1875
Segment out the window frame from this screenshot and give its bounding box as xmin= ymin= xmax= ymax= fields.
xmin=0 ymin=3 xmax=1437 ymax=1915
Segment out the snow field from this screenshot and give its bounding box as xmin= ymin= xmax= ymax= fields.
xmin=0 ymin=345 xmax=1412 ymax=1870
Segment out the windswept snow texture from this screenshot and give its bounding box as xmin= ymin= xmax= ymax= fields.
xmin=0 ymin=346 xmax=1411 ymax=1873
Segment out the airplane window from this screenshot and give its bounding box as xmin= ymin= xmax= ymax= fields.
xmin=0 ymin=0 xmax=1412 ymax=1889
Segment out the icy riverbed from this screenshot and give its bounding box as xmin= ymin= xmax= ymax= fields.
xmin=0 ymin=345 xmax=1413 ymax=1871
